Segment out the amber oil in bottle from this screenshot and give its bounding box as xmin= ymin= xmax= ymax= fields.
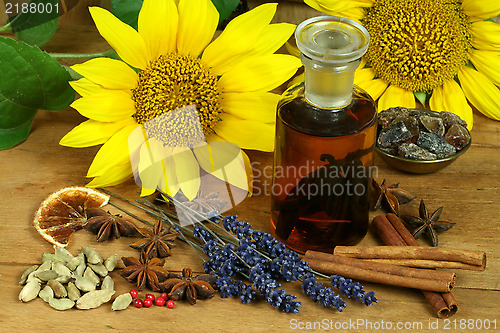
xmin=270 ymin=16 xmax=377 ymax=253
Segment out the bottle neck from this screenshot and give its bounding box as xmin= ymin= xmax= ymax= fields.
xmin=302 ymin=54 xmax=360 ymax=110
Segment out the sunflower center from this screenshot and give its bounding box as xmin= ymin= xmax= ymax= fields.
xmin=132 ymin=53 xmax=221 ymax=146
xmin=363 ymin=0 xmax=471 ymax=92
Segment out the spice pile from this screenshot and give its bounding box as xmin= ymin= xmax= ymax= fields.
xmin=18 ymin=246 xmax=118 ymax=310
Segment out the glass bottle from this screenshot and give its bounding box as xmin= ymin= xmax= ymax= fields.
xmin=270 ymin=16 xmax=377 ymax=254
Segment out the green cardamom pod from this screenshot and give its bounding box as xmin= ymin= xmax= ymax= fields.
xmin=76 ymin=289 xmax=115 ymax=309
xmin=111 ymin=293 xmax=133 ymax=311
xmin=38 ymin=286 xmax=54 ymax=303
xmin=18 ymin=265 xmax=39 ymax=285
xmin=19 ymin=280 xmax=41 ymax=302
xmin=81 ymin=246 xmax=103 ymax=265
xmin=101 ymin=276 xmax=114 ymax=291
xmin=89 ymin=263 xmax=108 ymax=277
xmin=54 ymin=246 xmax=75 ymax=262
xmin=84 ymin=267 xmax=101 ymax=286
xmin=52 ymin=262 xmax=72 ymax=277
xmin=74 ymin=275 xmax=96 ymax=292
xmin=55 ymin=275 xmax=71 ymax=284
xmin=47 ymin=279 xmax=67 ymax=298
xmin=35 ymin=261 xmax=52 ymax=272
xmin=42 ymin=253 xmax=65 ymax=264
xmin=35 ymin=270 xmax=59 ymax=282
xmin=104 ymin=254 xmax=118 ymax=272
xmin=65 ymin=256 xmax=82 ymax=271
xmin=49 ymin=297 xmax=75 ymax=311
xmin=66 ymin=282 xmax=81 ymax=301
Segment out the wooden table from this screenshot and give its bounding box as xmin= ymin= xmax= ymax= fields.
xmin=1 ymin=25 xmax=499 ymax=333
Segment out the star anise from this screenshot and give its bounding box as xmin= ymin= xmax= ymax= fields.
xmin=177 ymin=192 xmax=228 ymax=219
xmin=129 ymin=219 xmax=178 ymax=258
xmin=401 ymin=200 xmax=456 ymax=247
xmin=372 ymin=178 xmax=416 ymax=214
xmin=159 ymin=267 xmax=217 ymax=304
xmin=83 ymin=208 xmax=138 ymax=242
xmin=118 ymin=250 xmax=169 ymax=291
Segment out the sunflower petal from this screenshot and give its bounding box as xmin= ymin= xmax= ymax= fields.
xmin=89 ymin=7 xmax=148 ymax=69
xmin=71 ymin=58 xmax=138 ymax=90
xmin=138 ymin=0 xmax=178 ymax=60
xmin=304 ymin=0 xmax=373 ymax=12
xmin=177 ymin=0 xmax=218 ymax=57
xmin=354 ymin=67 xmax=376 ymax=85
xmin=461 ymin=0 xmax=500 ymax=21
xmin=214 ymin=113 xmax=275 ymax=151
xmin=221 ymin=92 xmax=279 ymax=123
xmin=377 ymin=85 xmax=416 ymax=111
xmin=87 ymin=123 xmax=138 ymax=177
xmin=202 ymin=3 xmax=278 ymax=75
xmin=251 ymin=23 xmax=296 ymax=56
xmin=469 ymin=21 xmax=500 ymax=51
xmin=69 ymin=78 xmax=106 ymax=97
xmin=469 ymin=49 xmax=500 ymax=86
xmin=60 ymin=118 xmax=136 ymax=147
xmin=71 ymin=90 xmax=135 ymax=122
xmin=219 ymin=54 xmax=301 ymax=92
xmin=172 ymin=147 xmax=200 ymax=200
xmin=193 ymin=142 xmax=248 ymax=191
xmin=358 ymin=78 xmax=388 ymax=102
xmin=429 ymin=80 xmax=473 ymax=130
xmin=87 ymin=162 xmax=133 ymax=188
xmin=458 ymin=66 xmax=500 ymax=120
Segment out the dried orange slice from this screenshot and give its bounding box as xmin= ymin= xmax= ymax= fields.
xmin=33 ymin=187 xmax=109 ymax=247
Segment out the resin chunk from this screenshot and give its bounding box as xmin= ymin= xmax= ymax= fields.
xmin=417 ymin=132 xmax=456 ymax=158
xmin=420 ymin=116 xmax=445 ymax=136
xmin=445 ymin=123 xmax=471 ymax=150
xmin=439 ymin=111 xmax=468 ymax=130
xmin=377 ymin=121 xmax=412 ymax=148
xmin=378 ymin=107 xmax=409 ymax=128
xmin=398 ymin=143 xmax=437 ymax=160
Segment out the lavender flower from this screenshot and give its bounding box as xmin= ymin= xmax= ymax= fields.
xmin=302 ymin=274 xmax=346 ymax=312
xmin=330 ymin=275 xmax=378 ymax=306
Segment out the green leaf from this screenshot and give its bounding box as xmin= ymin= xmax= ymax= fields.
xmin=111 ymin=0 xmax=144 ymax=30
xmin=0 ymin=36 xmax=75 ymax=149
xmin=9 ymin=0 xmax=60 ymax=47
xmin=0 ymin=105 xmax=37 ymax=149
xmin=0 ymin=36 xmax=75 ymax=111
xmin=211 ymin=0 xmax=240 ymax=25
xmin=414 ymin=91 xmax=428 ymax=107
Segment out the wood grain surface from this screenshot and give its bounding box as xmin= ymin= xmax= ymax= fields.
xmin=1 ymin=4 xmax=499 ymax=331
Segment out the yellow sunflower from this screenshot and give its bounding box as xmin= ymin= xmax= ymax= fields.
xmin=60 ymin=0 xmax=301 ymax=199
xmin=304 ymin=0 xmax=500 ymax=129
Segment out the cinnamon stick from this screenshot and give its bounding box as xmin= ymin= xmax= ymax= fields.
xmin=304 ymin=250 xmax=456 ymax=284
xmin=303 ymin=252 xmax=455 ymax=293
xmin=372 ymin=213 xmax=459 ymax=318
xmin=333 ymin=246 xmax=486 ymax=271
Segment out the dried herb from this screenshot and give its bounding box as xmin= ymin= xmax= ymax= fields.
xmin=401 ymin=200 xmax=455 ymax=247
xmin=372 ymin=179 xmax=416 ymax=214
xmin=84 ymin=208 xmax=138 ymax=242
xmin=129 ymin=219 xmax=178 ymax=258
xmin=159 ymin=267 xmax=216 ymax=304
xmin=118 ymin=251 xmax=169 ymax=291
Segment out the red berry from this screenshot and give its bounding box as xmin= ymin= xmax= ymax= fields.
xmin=130 ymin=290 xmax=139 ymax=299
xmin=143 ymin=298 xmax=153 ymax=308
xmin=160 ymin=293 xmax=169 ymax=300
xmin=166 ymin=300 xmax=175 ymax=309
xmin=155 ymin=297 xmax=165 ymax=307
xmin=133 ymin=299 xmax=143 ymax=308
xmin=145 ymin=293 xmax=155 ymax=301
